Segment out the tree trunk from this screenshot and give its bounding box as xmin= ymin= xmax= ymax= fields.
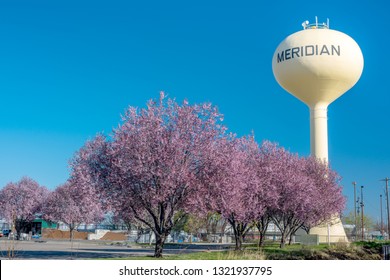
xmin=258 ymin=232 xmax=265 ymax=247
xmin=69 ymin=225 xmax=75 ymax=242
xmin=15 ymin=219 xmax=21 ymax=240
xmin=280 ymin=232 xmax=288 ymax=248
xmin=288 ymin=234 xmax=293 ymax=245
xmin=229 ymin=217 xmax=246 ymax=251
xmin=256 ymin=216 xmax=270 ymax=248
xmin=234 ymin=233 xmax=244 ymax=251
xmin=154 ymin=233 xmax=167 ymax=258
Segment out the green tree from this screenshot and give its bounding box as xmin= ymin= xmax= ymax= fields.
xmin=342 ymin=211 xmax=375 ymax=239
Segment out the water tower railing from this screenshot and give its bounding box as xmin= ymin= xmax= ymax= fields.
xmin=304 ymin=23 xmax=329 ymax=29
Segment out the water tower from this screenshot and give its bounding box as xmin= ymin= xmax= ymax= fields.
xmin=272 ymin=18 xmax=364 ymax=242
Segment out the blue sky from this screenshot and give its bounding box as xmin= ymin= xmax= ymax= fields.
xmin=0 ymin=0 xmax=389 ymax=221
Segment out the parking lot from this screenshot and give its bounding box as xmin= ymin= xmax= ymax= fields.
xmin=0 ymin=238 xmax=229 ymax=260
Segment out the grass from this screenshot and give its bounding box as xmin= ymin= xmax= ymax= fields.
xmin=101 ymin=241 xmax=390 ymax=260
xmin=259 ymin=241 xmax=390 ymax=260
xmin=102 ymin=250 xmax=266 ymax=260
xmin=165 ymin=250 xmax=266 ymax=260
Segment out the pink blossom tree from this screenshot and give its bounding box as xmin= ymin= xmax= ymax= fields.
xmin=0 ymin=177 xmax=49 ymax=238
xmin=198 ymin=136 xmax=275 ymax=250
xmin=260 ymin=142 xmax=315 ymax=248
xmin=70 ymin=93 xmax=226 ymax=257
xmin=43 ymin=180 xmax=104 ymax=241
xmin=260 ymin=142 xmax=345 ymax=248
xmin=300 ymin=156 xmax=346 ymax=231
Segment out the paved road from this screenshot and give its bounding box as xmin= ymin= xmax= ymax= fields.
xmin=0 ymin=239 xmax=230 ymax=260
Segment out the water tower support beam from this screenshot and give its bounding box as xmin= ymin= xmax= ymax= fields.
xmin=310 ymin=104 xmax=328 ymax=162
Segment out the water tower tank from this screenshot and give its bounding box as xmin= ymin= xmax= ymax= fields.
xmin=272 ymin=19 xmax=364 ymax=161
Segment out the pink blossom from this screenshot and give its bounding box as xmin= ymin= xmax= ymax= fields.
xmin=0 ymin=177 xmax=49 ymax=236
xmin=69 ymin=95 xmax=226 ymax=257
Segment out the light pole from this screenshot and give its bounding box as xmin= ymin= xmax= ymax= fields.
xmin=380 ymin=178 xmax=390 ymax=240
xmin=356 ymin=197 xmax=360 ymax=238
xmin=353 ymin=182 xmax=357 ymax=239
xmin=360 ymin=185 xmax=365 ymax=241
xmin=380 ymin=194 xmax=384 ymax=237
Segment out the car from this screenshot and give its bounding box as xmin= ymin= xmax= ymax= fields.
xmin=2 ymin=229 xmax=11 ymax=237
xmin=0 ymin=232 xmax=3 ymax=237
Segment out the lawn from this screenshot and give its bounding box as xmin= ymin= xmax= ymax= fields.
xmin=103 ymin=241 xmax=389 ymax=260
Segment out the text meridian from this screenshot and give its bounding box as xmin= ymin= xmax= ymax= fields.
xmin=277 ymin=45 xmax=340 ymax=63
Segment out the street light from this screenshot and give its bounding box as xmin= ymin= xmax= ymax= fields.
xmin=352 ymin=182 xmax=357 ymax=240
xmin=380 ymin=194 xmax=384 ymax=237
xmin=360 ymin=185 xmax=365 ymax=241
xmin=380 ymin=178 xmax=390 ymax=240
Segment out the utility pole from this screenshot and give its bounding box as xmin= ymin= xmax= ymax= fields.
xmin=360 ymin=185 xmax=365 ymax=241
xmin=380 ymin=194 xmax=384 ymax=237
xmin=353 ymin=182 xmax=357 ymax=240
xmin=381 ymin=178 xmax=390 ymax=240
xmin=356 ymin=197 xmax=360 ymax=238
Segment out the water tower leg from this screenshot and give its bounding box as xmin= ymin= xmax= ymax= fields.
xmin=310 ymin=104 xmax=328 ymax=163
xmin=309 ymin=104 xmax=348 ymax=242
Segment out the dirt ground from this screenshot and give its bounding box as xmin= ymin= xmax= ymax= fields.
xmin=100 ymin=231 xmax=127 ymax=241
xmin=42 ymin=229 xmax=127 ymax=241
